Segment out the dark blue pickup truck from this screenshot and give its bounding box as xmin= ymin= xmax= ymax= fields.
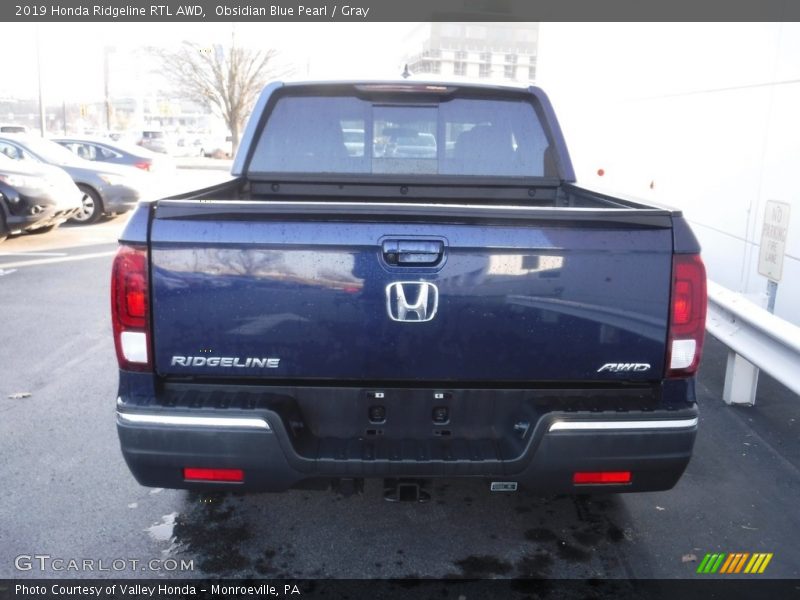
xmin=112 ymin=80 xmax=706 ymax=498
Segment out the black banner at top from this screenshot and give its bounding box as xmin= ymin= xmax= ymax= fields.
xmin=2 ymin=0 xmax=800 ymax=22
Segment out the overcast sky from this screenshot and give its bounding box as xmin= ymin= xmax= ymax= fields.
xmin=0 ymin=22 xmax=415 ymax=102
xmin=3 ymin=22 xmax=797 ymax=104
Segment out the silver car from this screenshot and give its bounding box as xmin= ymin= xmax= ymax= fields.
xmin=52 ymin=136 xmax=175 ymax=174
xmin=0 ymin=134 xmax=149 ymax=224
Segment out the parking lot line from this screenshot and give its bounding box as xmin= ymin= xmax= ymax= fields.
xmin=0 ymin=251 xmax=115 ymax=269
xmin=0 ymin=251 xmax=69 ymax=257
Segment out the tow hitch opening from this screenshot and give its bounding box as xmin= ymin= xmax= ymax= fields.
xmin=383 ymin=478 xmax=431 ymax=503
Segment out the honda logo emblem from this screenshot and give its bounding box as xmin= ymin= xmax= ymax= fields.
xmin=386 ymin=282 xmax=439 ymax=322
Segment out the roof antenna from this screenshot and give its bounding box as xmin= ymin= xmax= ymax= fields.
xmin=401 ymin=64 xmax=411 ymax=79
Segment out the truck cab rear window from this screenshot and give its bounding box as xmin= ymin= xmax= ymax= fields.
xmin=249 ymin=96 xmax=551 ymax=177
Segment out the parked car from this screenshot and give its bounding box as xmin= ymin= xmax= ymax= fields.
xmin=196 ymin=134 xmax=233 ymax=159
xmin=386 ymin=130 xmax=437 ymax=158
xmin=0 ymin=124 xmax=29 ymax=134
xmin=136 ymin=130 xmax=175 ymax=155
xmin=0 ymin=153 xmax=81 ymax=242
xmin=374 ymin=128 xmax=437 ymax=158
xmin=51 ymin=136 xmax=174 ymax=173
xmin=172 ymin=133 xmax=233 ymax=159
xmin=0 ymin=134 xmax=148 ymax=224
xmin=174 ymin=136 xmax=202 ymax=157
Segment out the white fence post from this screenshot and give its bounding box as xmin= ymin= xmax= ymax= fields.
xmin=706 ymin=280 xmax=800 ymax=404
xmin=722 ymin=351 xmax=759 ymax=406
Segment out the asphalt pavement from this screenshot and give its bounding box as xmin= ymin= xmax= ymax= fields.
xmin=0 ymin=192 xmax=798 ymax=581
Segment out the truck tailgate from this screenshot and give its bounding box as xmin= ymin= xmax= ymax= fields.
xmin=149 ymin=201 xmax=673 ymax=383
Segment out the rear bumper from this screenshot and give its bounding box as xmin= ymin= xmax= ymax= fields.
xmin=100 ymin=184 xmax=141 ymax=214
xmin=517 ymin=417 xmax=697 ymax=493
xmin=116 ymin=384 xmax=698 ymax=494
xmin=5 ymin=204 xmax=79 ymax=232
xmin=0 ymin=185 xmax=79 ymax=233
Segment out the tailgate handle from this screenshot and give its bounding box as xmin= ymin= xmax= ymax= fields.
xmin=382 ymin=240 xmax=444 ymax=266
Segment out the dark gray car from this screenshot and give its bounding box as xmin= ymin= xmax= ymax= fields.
xmin=0 ymin=134 xmax=150 ymax=224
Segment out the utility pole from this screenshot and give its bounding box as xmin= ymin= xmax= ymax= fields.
xmin=35 ymin=26 xmax=46 ymax=136
xmin=104 ymin=45 xmax=114 ymax=131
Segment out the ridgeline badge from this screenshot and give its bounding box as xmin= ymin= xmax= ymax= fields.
xmin=171 ymin=356 xmax=280 ymax=368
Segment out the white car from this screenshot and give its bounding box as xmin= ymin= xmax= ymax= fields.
xmin=0 ymin=153 xmax=81 ymax=241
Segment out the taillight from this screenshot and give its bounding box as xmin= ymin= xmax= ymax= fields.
xmin=111 ymin=244 xmax=151 ymax=371
xmin=666 ymin=254 xmax=707 ymax=377
xmin=133 ymin=161 xmax=151 ymax=171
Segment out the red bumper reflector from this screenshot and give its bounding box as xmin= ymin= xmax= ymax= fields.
xmin=183 ymin=468 xmax=244 ymax=482
xmin=573 ymin=471 xmax=631 ymax=484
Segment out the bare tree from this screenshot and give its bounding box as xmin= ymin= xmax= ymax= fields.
xmin=154 ymin=36 xmax=287 ymax=154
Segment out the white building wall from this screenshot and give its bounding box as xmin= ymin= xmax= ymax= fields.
xmin=537 ymin=23 xmax=800 ymax=325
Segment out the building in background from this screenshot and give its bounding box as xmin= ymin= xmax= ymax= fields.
xmin=537 ymin=23 xmax=800 ymax=325
xmin=0 ymin=95 xmax=212 ymax=136
xmin=403 ymin=23 xmax=538 ymax=82
xmin=0 ymin=41 xmax=225 ymax=137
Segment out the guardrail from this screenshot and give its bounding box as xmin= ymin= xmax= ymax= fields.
xmin=706 ymin=280 xmax=800 ymax=405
